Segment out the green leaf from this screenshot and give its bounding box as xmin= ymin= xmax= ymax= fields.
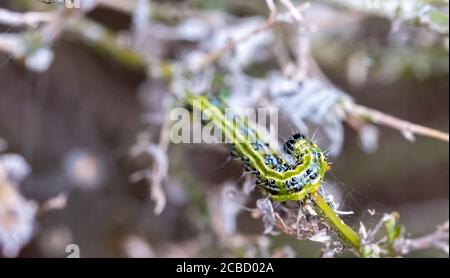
xmin=384 ymin=213 xmax=404 ymax=244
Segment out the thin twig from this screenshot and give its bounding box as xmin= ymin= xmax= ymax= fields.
xmin=194 ymin=3 xmax=309 ymax=71
xmin=278 ymin=0 xmax=305 ymax=23
xmin=39 ymin=8 xmax=83 ymax=46
xmin=265 ymin=0 xmax=278 ymax=18
xmin=37 ymin=193 xmax=68 ymax=215
xmin=194 ymin=19 xmax=277 ymax=71
xmin=367 ymin=214 xmax=390 ymax=242
xmin=344 ymin=102 xmax=450 ymax=143
xmin=68 ymin=18 xmax=146 ymax=69
xmin=0 ymin=7 xmax=83 ymax=72
xmin=0 ymin=8 xmax=55 ymax=27
xmin=151 ymin=103 xmax=172 ymax=214
xmin=274 ymin=213 xmax=297 ymax=236
xmin=396 ymin=221 xmax=449 ymax=255
xmin=129 ymin=100 xmax=173 ymax=215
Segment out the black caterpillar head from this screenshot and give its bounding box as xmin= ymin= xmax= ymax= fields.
xmin=291 ymin=133 xmax=306 ymax=140
xmin=283 ymin=133 xmax=306 ymax=156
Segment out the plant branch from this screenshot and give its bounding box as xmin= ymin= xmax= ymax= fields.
xmin=274 ymin=213 xmax=297 ymax=236
xmin=68 ymin=18 xmax=146 ymax=69
xmin=193 ymin=3 xmax=309 ymax=71
xmin=0 ymin=7 xmax=84 ymax=72
xmin=343 ymin=102 xmax=450 ymax=143
xmin=193 ymin=18 xmax=276 ymax=72
xmin=395 ymin=221 xmax=449 ymax=255
xmin=278 ymin=0 xmax=306 ymax=23
xmin=0 ymin=8 xmax=55 ymax=27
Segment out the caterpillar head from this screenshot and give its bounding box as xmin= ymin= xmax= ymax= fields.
xmin=283 ymin=133 xmax=329 ymax=179
xmin=283 ymin=133 xmax=306 ymax=158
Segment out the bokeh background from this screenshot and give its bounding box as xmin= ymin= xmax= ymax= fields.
xmin=0 ymin=0 xmax=448 ymax=258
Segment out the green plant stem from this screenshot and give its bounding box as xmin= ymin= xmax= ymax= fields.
xmin=68 ymin=19 xmax=146 ymax=70
xmin=311 ymin=191 xmax=361 ymax=251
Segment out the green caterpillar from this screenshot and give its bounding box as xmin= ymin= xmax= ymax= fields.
xmin=185 ymin=94 xmax=329 ymax=202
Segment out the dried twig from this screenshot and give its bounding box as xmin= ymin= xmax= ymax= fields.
xmin=0 ymin=7 xmax=84 ymax=72
xmin=194 ymin=3 xmax=309 ymax=71
xmin=150 ymin=105 xmax=173 ymax=214
xmin=274 ymin=36 xmax=449 ymax=145
xmin=274 ymin=213 xmax=297 ymax=236
xmin=68 ymin=18 xmax=146 ymax=69
xmin=265 ymin=0 xmax=278 ymax=18
xmin=38 ymin=193 xmax=68 ymax=215
xmin=0 ymin=8 xmax=55 ymax=27
xmin=343 ymin=102 xmax=450 ymax=143
xmin=39 ymin=8 xmax=83 ymax=46
xmin=129 ymin=100 xmax=173 ymax=215
xmin=194 ymin=19 xmax=276 ymax=71
xmin=278 ymin=0 xmax=305 ymax=23
xmin=395 ymin=221 xmax=449 ymax=255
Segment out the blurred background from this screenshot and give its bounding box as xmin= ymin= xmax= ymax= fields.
xmin=0 ymin=0 xmax=448 ymax=258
